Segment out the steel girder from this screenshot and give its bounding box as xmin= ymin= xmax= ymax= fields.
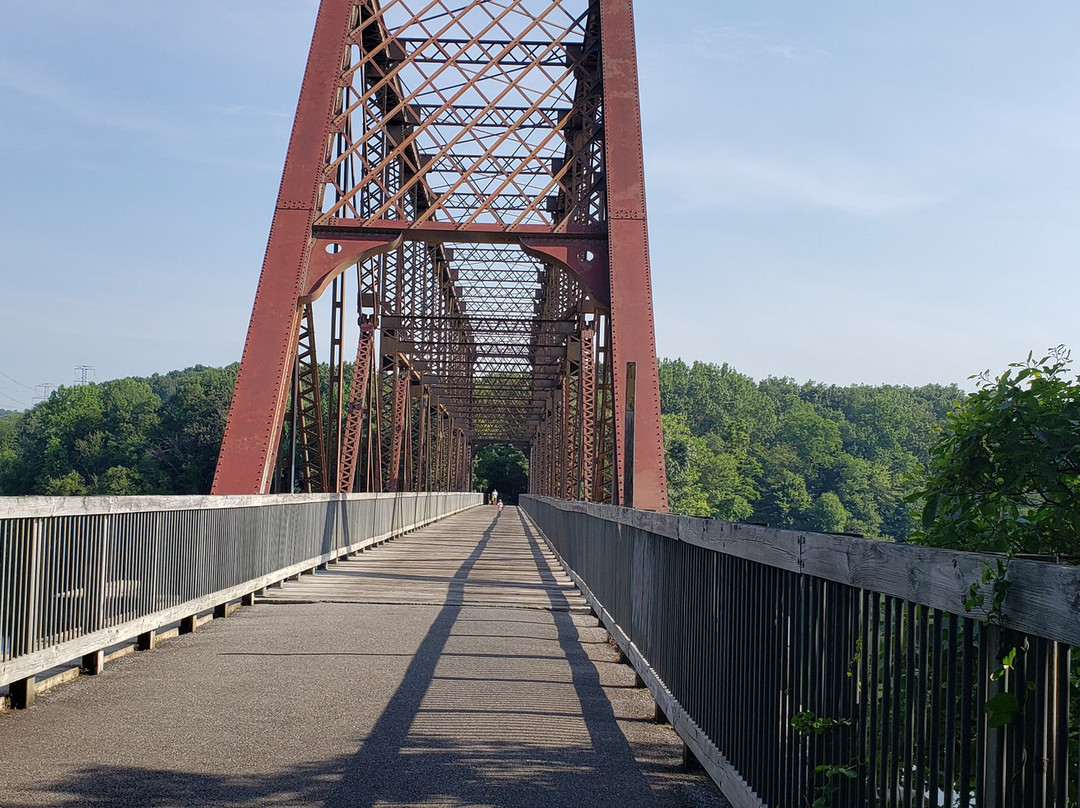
xmin=212 ymin=0 xmax=666 ymax=510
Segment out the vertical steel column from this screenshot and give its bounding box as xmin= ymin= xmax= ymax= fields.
xmin=294 ymin=304 xmax=328 ymax=492
xmin=337 ymin=322 xmax=374 ymax=493
xmin=213 ymin=0 xmax=384 ymax=493
xmin=402 ymin=373 xmax=416 ymax=491
xmin=593 ymin=323 xmax=615 ymax=502
xmin=388 ymin=360 xmax=409 ymax=492
xmin=414 ymin=387 xmax=429 ymax=491
xmin=367 ymin=344 xmax=385 ymax=493
xmin=600 ymin=0 xmax=668 ymax=511
xmin=623 ymin=360 xmax=636 ymax=508
xmin=436 ymin=409 xmax=448 ymax=491
xmin=455 ymin=429 xmax=467 ymax=490
xmin=579 ymin=326 xmax=596 ymax=501
xmin=327 ymin=273 xmax=347 ymax=484
xmin=562 ymin=353 xmax=575 ymax=498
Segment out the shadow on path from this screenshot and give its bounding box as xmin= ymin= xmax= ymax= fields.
xmin=322 ymin=506 xmax=660 ymax=807
xmin=4 ymin=508 xmax=718 ymax=808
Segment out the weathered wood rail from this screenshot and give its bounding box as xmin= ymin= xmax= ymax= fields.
xmin=522 ymin=495 xmax=1079 ymax=808
xmin=0 ymin=492 xmax=481 ymax=707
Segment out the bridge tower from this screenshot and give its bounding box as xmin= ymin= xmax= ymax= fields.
xmin=212 ymin=0 xmax=667 ymax=511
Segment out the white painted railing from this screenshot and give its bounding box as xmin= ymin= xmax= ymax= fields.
xmin=1 ymin=492 xmax=481 ymax=703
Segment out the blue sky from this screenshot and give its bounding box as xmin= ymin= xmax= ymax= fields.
xmin=2 ymin=2 xmax=1079 ymax=409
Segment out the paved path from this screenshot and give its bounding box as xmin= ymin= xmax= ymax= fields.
xmin=0 ymin=506 xmax=727 ymax=808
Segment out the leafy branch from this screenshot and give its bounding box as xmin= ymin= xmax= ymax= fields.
xmin=911 ymin=347 xmax=1080 ymax=732
xmin=909 ymin=346 xmax=1080 ymax=555
xmin=963 ymin=557 xmax=1027 ymax=727
xmin=791 ymin=710 xmax=858 ymax=807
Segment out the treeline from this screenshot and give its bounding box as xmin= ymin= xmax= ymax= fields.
xmin=660 ymin=359 xmax=964 ymax=539
xmin=0 ymin=365 xmax=236 ymax=496
xmin=1 ymin=360 xmax=963 ymax=539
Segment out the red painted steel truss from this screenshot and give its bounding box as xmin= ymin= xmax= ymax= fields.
xmin=212 ymin=0 xmax=667 ymax=510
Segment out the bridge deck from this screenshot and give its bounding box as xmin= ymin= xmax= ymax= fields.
xmin=0 ymin=506 xmax=726 ymax=808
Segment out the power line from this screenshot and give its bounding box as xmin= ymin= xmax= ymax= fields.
xmin=0 ymin=371 xmax=34 ymax=390
xmin=0 ymin=389 xmax=28 ymax=408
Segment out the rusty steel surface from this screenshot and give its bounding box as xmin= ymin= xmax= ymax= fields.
xmin=213 ymin=0 xmax=667 ymax=511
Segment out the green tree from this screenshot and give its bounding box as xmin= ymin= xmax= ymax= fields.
xmin=754 ymin=445 xmax=812 ymax=528
xmin=99 ymin=378 xmax=161 ymax=480
xmin=663 ymin=413 xmax=755 ymax=520
xmin=696 ymin=434 xmax=757 ymax=521
xmin=658 ymin=358 xmax=692 ymax=419
xmin=806 ymin=491 xmax=850 ymax=533
xmin=662 ymin=413 xmax=711 ymax=517
xmin=149 ymin=365 xmax=237 ymax=493
xmin=912 ymin=347 xmax=1080 ymax=554
xmin=0 ymin=365 xmax=237 ymax=496
xmin=41 ymin=470 xmax=89 ymax=495
xmin=658 ymin=358 xmax=958 ymax=538
xmin=774 ymin=398 xmax=843 ymax=477
xmin=473 ymin=444 xmax=529 ymax=504
xmin=8 ymin=383 xmax=106 ymax=494
xmin=0 ymin=411 xmax=21 ymax=483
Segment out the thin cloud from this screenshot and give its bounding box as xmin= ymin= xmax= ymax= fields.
xmin=648 ymin=147 xmax=945 ymax=216
xmin=680 ymin=26 xmax=822 ymax=62
xmin=685 ymin=26 xmax=757 ymax=60
xmin=0 ymin=57 xmax=160 ymax=134
xmin=762 ymin=44 xmax=798 ymax=60
xmin=0 ymin=58 xmax=284 ymax=173
xmin=982 ymin=103 xmax=1080 ymax=159
xmin=211 ymin=105 xmax=292 ymax=119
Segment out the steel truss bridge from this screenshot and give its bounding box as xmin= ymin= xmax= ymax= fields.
xmin=212 ymin=0 xmax=667 ymax=511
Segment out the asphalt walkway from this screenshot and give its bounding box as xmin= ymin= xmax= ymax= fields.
xmin=0 ymin=505 xmax=727 ymax=808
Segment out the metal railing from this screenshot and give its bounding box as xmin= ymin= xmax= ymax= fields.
xmin=1 ymin=492 xmax=481 ymax=699
xmin=522 ymin=495 xmax=1080 ymax=808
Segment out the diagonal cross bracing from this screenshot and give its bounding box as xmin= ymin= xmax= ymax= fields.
xmin=214 ymin=0 xmax=667 ymax=511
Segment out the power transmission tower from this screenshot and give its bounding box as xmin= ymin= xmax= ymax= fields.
xmin=32 ymin=383 xmax=54 ymax=405
xmin=74 ymin=365 xmax=95 ymax=386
